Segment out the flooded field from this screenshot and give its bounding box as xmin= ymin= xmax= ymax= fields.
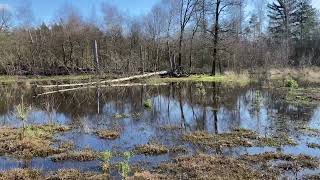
xmin=0 ymin=80 xmax=320 ymax=179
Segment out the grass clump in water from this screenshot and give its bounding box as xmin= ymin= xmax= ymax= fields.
xmin=134 ymin=143 xmax=169 ymax=155
xmin=285 ymin=88 xmax=320 ymax=105
xmin=285 ymin=78 xmax=299 ymax=88
xmin=51 ymin=148 xmax=99 ymax=162
xmin=101 ymin=150 xmax=112 ymax=174
xmin=298 ymin=127 xmax=320 ymax=136
xmin=308 ymin=143 xmax=320 ymax=149
xmin=96 ymin=130 xmax=120 ymax=140
xmin=182 ymin=129 xmax=257 ymax=148
xmin=143 ymin=99 xmax=153 ymax=109
xmin=0 ymin=124 xmax=70 ymax=159
xmin=113 ymin=113 xmax=129 ymax=119
xmin=240 ymin=152 xmax=319 ymax=170
xmin=183 ymin=129 xmax=297 ymax=148
xmin=256 ymin=134 xmax=297 ymax=147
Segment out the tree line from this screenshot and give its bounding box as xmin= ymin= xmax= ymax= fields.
xmin=0 ymin=0 xmax=319 ymax=75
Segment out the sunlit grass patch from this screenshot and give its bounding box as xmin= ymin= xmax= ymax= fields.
xmin=146 ymin=73 xmax=251 ymax=86
xmin=96 ymin=130 xmax=120 ymax=140
xmin=51 ymin=148 xmax=100 ymax=162
xmin=134 ymin=143 xmax=169 ymax=155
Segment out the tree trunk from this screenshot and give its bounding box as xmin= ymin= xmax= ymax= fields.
xmin=212 ymin=0 xmax=220 ymax=76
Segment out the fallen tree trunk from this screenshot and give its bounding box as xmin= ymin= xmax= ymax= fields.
xmin=37 ymin=71 xmax=168 ymax=89
xmin=36 ymin=83 xmax=168 ymax=97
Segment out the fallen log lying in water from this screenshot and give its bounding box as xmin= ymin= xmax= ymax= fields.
xmin=36 ymin=83 xmax=168 ymax=97
xmin=37 ymin=71 xmax=168 ymax=89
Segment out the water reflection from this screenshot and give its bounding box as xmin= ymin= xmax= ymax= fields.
xmin=0 ymin=82 xmax=319 ymax=176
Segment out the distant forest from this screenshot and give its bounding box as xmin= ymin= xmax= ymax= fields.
xmin=0 ymin=0 xmax=319 ymax=75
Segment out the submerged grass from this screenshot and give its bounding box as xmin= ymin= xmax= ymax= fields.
xmin=285 ymin=87 xmax=320 ymax=105
xmin=182 ymin=129 xmax=297 ymax=148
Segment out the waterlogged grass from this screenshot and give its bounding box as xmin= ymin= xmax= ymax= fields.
xmin=0 ymin=169 xmax=110 ymax=179
xmin=286 ymin=88 xmax=320 ymax=105
xmin=96 ymin=130 xmax=120 ymax=140
xmin=134 ymin=143 xmax=169 ymax=155
xmin=182 ymin=129 xmax=297 ymax=148
xmin=147 ymin=73 xmax=251 ymax=85
xmin=133 ymin=154 xmax=276 ymax=179
xmin=143 ymin=99 xmax=153 ymax=109
xmin=240 ymin=152 xmax=319 ymax=170
xmin=51 ymin=148 xmax=100 ymax=162
xmin=0 ymin=124 xmax=70 ymax=159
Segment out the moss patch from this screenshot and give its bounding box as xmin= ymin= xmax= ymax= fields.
xmin=96 ymin=130 xmax=120 ymax=140
xmin=134 ymin=143 xmax=169 ymax=155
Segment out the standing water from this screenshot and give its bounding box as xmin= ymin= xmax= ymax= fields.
xmin=0 ymin=81 xmax=320 ymax=179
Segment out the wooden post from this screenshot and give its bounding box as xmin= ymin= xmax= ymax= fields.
xmin=92 ymin=40 xmax=100 ymax=74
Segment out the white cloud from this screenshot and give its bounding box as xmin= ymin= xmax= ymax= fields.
xmin=313 ymin=0 xmax=320 ymax=10
xmin=0 ymin=4 xmax=10 ymax=11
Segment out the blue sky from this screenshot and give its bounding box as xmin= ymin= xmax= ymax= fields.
xmin=0 ymin=0 xmax=319 ymax=24
xmin=0 ymin=0 xmax=160 ymax=23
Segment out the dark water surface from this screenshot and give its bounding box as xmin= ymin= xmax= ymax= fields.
xmin=0 ymin=82 xmax=319 ymax=178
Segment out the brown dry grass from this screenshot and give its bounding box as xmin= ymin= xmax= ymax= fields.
xmin=96 ymin=130 xmax=120 ymax=140
xmin=182 ymin=129 xmax=297 ymax=148
xmin=51 ymin=148 xmax=100 ymax=162
xmin=47 ymin=169 xmax=109 ymax=180
xmin=0 ymin=124 xmax=70 ymax=159
xmin=0 ymin=169 xmax=44 ymax=180
xmin=131 ymin=154 xmax=276 ymax=180
xmin=270 ymin=67 xmax=320 ymax=83
xmin=134 ymin=144 xmax=169 ymax=155
xmin=241 ymin=152 xmax=319 ymax=170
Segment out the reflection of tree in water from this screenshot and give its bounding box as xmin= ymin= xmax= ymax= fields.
xmin=0 ymin=82 xmax=317 ymax=135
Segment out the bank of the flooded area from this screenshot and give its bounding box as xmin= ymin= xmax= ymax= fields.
xmin=0 ymin=74 xmax=319 ymax=179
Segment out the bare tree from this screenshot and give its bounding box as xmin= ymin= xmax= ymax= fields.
xmin=210 ymin=0 xmax=241 ymax=75
xmin=177 ymin=0 xmax=199 ymax=70
xmin=0 ymin=5 xmax=11 ymax=32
